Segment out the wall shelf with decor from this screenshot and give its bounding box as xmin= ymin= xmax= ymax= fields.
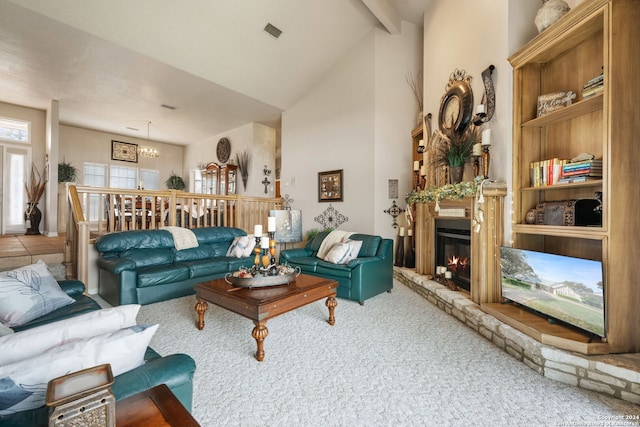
xmin=488 ymin=0 xmax=640 ymax=355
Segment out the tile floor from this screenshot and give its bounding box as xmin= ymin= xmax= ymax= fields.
xmin=0 ymin=234 xmax=65 ymax=271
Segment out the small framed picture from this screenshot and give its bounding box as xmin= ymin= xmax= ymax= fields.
xmin=318 ymin=169 xmax=343 ymax=202
xmin=112 ymin=140 xmax=138 ymax=163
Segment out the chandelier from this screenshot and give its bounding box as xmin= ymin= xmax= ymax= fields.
xmin=138 ymin=121 xmax=159 ymax=158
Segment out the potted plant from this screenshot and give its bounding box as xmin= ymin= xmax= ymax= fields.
xmin=165 ymin=172 xmax=185 ymax=191
xmin=434 ymin=126 xmax=479 ymax=183
xmin=58 ymin=161 xmax=78 ymax=183
xmin=25 ymin=163 xmax=47 ymax=235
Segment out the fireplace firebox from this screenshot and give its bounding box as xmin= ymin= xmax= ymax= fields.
xmin=435 ymin=219 xmax=471 ymax=291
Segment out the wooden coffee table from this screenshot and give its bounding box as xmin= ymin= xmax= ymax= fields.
xmin=194 ymin=274 xmax=338 ymax=361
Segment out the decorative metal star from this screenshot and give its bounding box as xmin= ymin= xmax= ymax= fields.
xmin=383 ymin=200 xmax=405 ymax=228
xmin=314 ymin=204 xmax=348 ymax=229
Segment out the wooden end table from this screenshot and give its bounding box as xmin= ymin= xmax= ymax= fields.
xmin=115 ymin=384 xmax=200 ymax=427
xmin=194 ymin=274 xmax=338 ymax=361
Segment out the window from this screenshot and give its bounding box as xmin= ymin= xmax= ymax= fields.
xmin=139 ymin=169 xmax=160 ymax=190
xmin=83 ymin=163 xmax=107 ymax=222
xmin=83 ymin=163 xmax=107 ymax=187
xmin=0 ymin=117 xmax=30 ymax=144
xmin=109 ymin=165 xmax=137 ymax=189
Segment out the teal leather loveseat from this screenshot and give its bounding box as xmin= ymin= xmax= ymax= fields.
xmin=279 ymin=231 xmax=393 ymax=304
xmin=95 ymin=226 xmax=254 ymax=306
xmin=0 ymin=280 xmax=196 ymax=427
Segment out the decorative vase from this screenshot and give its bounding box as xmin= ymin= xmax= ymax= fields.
xmin=25 ymin=202 xmax=42 ymax=235
xmin=404 ymin=233 xmax=415 ymax=269
xmin=394 ymin=235 xmax=405 ymax=267
xmin=449 ymin=166 xmax=464 ymax=184
xmin=535 ymin=0 xmax=570 ymax=33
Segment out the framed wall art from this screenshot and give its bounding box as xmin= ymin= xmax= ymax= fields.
xmin=318 ymin=169 xmax=343 ymax=202
xmin=111 ymin=140 xmax=138 ymax=163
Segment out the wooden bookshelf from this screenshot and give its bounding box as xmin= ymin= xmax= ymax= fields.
xmin=497 ymin=0 xmax=640 ymax=354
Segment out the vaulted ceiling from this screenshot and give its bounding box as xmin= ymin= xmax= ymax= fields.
xmin=0 ymin=0 xmax=428 ymax=145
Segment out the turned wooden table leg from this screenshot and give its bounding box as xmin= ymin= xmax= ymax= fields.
xmin=252 ymin=321 xmax=269 ymax=362
xmin=195 ymin=299 xmax=208 ymax=330
xmin=325 ymin=296 xmax=337 ymax=325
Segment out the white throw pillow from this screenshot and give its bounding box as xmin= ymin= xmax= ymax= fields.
xmin=323 ymin=240 xmax=362 ymax=265
xmin=0 ymin=323 xmax=13 ymax=337
xmin=0 ymin=323 xmax=158 ymax=416
xmin=226 ymin=235 xmax=256 ymax=258
xmin=0 ymin=304 xmax=140 ymax=366
xmin=0 ymin=260 xmax=74 ymax=327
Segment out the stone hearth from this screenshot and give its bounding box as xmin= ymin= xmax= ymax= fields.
xmin=394 ymin=267 xmax=640 ymax=405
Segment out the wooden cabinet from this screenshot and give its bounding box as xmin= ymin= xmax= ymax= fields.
xmin=219 ymin=164 xmax=237 ymax=195
xmin=201 ymin=163 xmax=218 ymax=195
xmin=497 ymin=0 xmax=640 ymax=354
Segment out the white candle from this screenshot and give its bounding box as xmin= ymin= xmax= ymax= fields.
xmin=267 ymin=216 xmax=276 ymax=232
xmin=476 ymin=104 xmax=485 ymax=114
xmin=407 ymin=229 xmax=412 ymax=236
xmin=436 ymin=266 xmax=444 ymax=274
xmin=254 ymin=224 xmax=262 ymax=237
xmin=399 ymin=227 xmax=405 ymax=236
xmin=420 ymin=165 xmax=427 ymax=177
xmin=472 ymin=143 xmax=482 ymax=156
xmin=413 ymin=160 xmax=420 ymax=171
xmin=444 ymin=271 xmax=452 ymax=279
xmin=482 ymin=128 xmax=491 ymax=146
xmin=418 ymin=139 xmax=424 ymax=147
xmin=260 ymin=236 xmax=269 ymax=249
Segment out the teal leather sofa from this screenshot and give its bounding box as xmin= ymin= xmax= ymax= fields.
xmin=279 ymin=231 xmax=393 ymax=304
xmin=0 ymin=280 xmax=196 ymax=427
xmin=95 ymin=226 xmax=254 ymax=306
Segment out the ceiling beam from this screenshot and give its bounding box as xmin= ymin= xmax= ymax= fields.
xmin=361 ymin=0 xmax=402 ymax=34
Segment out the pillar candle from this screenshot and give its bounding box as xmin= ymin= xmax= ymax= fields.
xmin=444 ymin=271 xmax=452 ymax=279
xmin=482 ymin=128 xmax=491 ymax=146
xmin=420 ymin=165 xmax=427 ymax=177
xmin=476 ymin=104 xmax=485 ymax=114
xmin=399 ymin=227 xmax=405 ymax=236
xmin=472 ymin=143 xmax=482 ymax=156
xmin=407 ymin=229 xmax=412 ymax=236
xmin=413 ymin=160 xmax=420 ymax=171
xmin=254 ymin=224 xmax=262 ymax=237
xmin=267 ymin=216 xmax=276 ymax=232
xmin=260 ymin=236 xmax=269 ymax=248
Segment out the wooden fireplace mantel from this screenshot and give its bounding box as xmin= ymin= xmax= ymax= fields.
xmin=413 ymin=181 xmax=507 ymax=304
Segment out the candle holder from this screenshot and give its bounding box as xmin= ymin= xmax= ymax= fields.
xmin=482 ymin=145 xmax=491 ymax=179
xmin=413 ymin=170 xmax=421 ymax=191
xmin=254 ymin=236 xmax=262 ymax=269
xmin=268 ymin=231 xmax=277 ymax=265
xmin=473 ymin=155 xmax=481 ymax=178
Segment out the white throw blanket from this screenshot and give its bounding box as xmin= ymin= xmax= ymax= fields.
xmin=161 ymin=226 xmax=199 ymax=251
xmin=316 ymin=230 xmax=354 ymax=259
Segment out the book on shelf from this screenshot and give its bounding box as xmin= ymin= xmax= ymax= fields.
xmin=562 ymin=160 xmax=602 ymax=177
xmin=557 ymin=176 xmax=600 ymax=184
xmin=581 ymin=72 xmax=604 ymax=99
xmin=529 ymin=158 xmax=565 ymax=187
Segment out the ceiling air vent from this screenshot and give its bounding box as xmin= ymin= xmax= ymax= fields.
xmin=161 ymin=104 xmax=177 ymax=110
xmin=264 ymin=23 xmax=282 ymax=39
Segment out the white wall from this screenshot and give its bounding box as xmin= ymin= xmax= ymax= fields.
xmin=281 ymin=22 xmax=421 ymax=241
xmin=183 ymin=122 xmax=276 ymax=197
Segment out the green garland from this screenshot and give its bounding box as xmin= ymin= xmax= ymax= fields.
xmin=405 ymin=176 xmax=483 ymax=205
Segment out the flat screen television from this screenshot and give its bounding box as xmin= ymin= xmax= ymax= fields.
xmin=499 ymin=247 xmax=605 ymax=337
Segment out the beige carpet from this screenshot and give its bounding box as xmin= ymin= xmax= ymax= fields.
xmin=136 ymin=281 xmax=639 ymax=426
